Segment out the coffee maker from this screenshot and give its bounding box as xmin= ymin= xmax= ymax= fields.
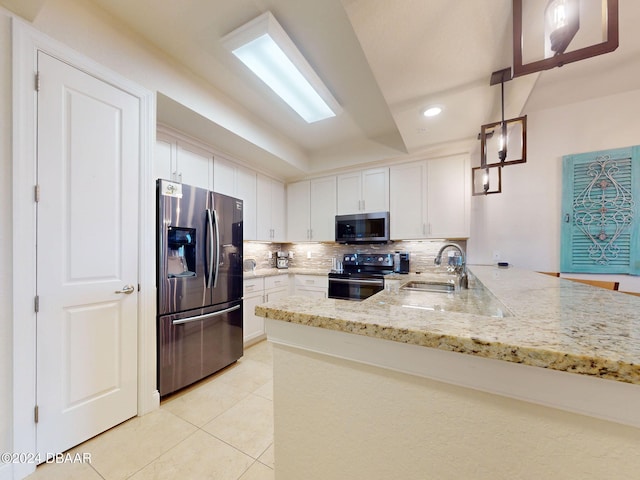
xmin=393 ymin=251 xmax=410 ymax=274
xmin=276 ymin=251 xmax=289 ymax=269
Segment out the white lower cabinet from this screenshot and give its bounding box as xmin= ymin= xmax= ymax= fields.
xmin=293 ymin=274 xmax=328 ymax=298
xmin=243 ymin=277 xmax=265 ymax=346
xmin=243 ymin=274 xmax=290 ymax=346
xmin=264 ymin=274 xmax=289 ymax=301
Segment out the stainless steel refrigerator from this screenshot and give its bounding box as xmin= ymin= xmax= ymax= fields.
xmin=156 ymin=179 xmax=243 ymax=396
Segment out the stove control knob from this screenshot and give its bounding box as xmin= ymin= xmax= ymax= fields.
xmin=378 ymin=257 xmax=383 ymax=262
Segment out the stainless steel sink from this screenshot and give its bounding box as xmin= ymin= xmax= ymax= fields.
xmin=401 ymin=280 xmax=456 ymax=293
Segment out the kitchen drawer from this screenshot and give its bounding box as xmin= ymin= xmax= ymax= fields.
xmin=265 ymin=274 xmax=289 ymax=290
xmin=294 ymin=274 xmax=328 ymax=288
xmin=243 ymin=277 xmax=264 ymax=295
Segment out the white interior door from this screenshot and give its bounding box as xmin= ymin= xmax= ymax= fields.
xmin=36 ymin=51 xmax=139 ymax=457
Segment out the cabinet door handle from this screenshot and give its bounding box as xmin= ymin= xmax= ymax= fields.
xmin=564 ymin=214 xmax=571 ymax=223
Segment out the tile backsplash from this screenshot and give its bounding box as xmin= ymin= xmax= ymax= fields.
xmin=243 ymin=240 xmax=467 ymax=273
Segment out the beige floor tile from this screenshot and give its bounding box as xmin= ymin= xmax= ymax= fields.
xmin=26 ymin=340 xmax=276 ymax=480
xmin=129 ymin=429 xmax=254 ymax=480
xmin=76 ymin=408 xmax=197 ymax=480
xmin=243 ymin=340 xmax=273 ymax=366
xmin=216 ymin=358 xmax=273 ymax=394
xmin=162 ymin=376 xmax=252 ymax=426
xmin=253 ymin=379 xmax=273 ymax=401
xmin=25 ymin=460 xmax=103 ymax=480
xmin=202 ymin=393 xmax=274 ymax=459
xmin=258 ymin=443 xmax=275 ymax=469
xmin=238 ymin=460 xmax=275 ymax=480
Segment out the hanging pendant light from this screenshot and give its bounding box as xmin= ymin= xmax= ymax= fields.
xmin=512 ymin=0 xmax=618 ymax=77
xmin=472 ymin=68 xmax=526 ymax=196
xmin=480 ymin=68 xmax=527 ymax=168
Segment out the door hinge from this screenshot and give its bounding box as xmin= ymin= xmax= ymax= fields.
xmin=34 ymin=184 xmax=40 ymax=202
xmin=34 ymin=295 xmax=40 ymax=313
xmin=138 ymin=284 xmax=141 ymax=292
xmin=35 ymin=72 xmax=40 ymax=92
xmin=34 ymin=405 xmax=39 ymax=423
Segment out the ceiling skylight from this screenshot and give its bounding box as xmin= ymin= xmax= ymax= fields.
xmin=222 ymin=12 xmax=342 ymax=123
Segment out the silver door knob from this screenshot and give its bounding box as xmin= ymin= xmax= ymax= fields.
xmin=115 ymin=284 xmax=135 ymax=294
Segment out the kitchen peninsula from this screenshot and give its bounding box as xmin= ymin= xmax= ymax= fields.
xmin=256 ymin=266 xmax=640 ymax=479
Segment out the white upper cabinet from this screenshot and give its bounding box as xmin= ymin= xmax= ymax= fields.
xmin=235 ymin=166 xmax=257 ymax=241
xmin=154 ymin=137 xmax=173 ymax=181
xmin=390 ymin=162 xmax=427 ymax=239
xmin=390 ymin=156 xmax=470 ymax=240
xmin=177 ymin=143 xmax=213 ymax=190
xmin=155 ymin=132 xmax=213 ymax=190
xmin=213 ymin=156 xmax=236 ymax=196
xmin=287 ymin=180 xmax=310 ymax=242
xmin=310 ymin=176 xmax=337 ymax=241
xmin=426 ymin=155 xmax=470 ymax=238
xmin=336 ymin=167 xmax=389 ymax=214
xmin=257 ymin=174 xmax=286 ymax=242
xmin=336 ymin=172 xmax=362 ymax=214
xmin=288 ymin=176 xmax=336 ymax=242
xmin=214 ymin=156 xmax=257 ymax=240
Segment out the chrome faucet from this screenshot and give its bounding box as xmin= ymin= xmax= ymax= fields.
xmin=434 ymin=243 xmax=468 ymax=289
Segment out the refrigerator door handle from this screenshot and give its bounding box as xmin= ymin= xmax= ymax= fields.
xmin=171 ymin=304 xmax=241 ymax=325
xmin=206 ymin=209 xmax=214 ymax=288
xmin=213 ymin=209 xmax=220 ymax=288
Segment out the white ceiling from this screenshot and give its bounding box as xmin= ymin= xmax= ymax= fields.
xmin=5 ymin=0 xmax=640 ymax=180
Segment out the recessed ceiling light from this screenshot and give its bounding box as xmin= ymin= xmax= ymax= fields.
xmin=422 ymin=106 xmax=443 ymax=117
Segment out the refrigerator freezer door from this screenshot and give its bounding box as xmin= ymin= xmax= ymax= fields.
xmin=157 ymin=181 xmax=212 ymax=315
xmin=157 ymin=300 xmax=243 ymax=396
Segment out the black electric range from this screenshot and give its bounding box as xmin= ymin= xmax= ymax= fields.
xmin=328 ymin=253 xmax=394 ymax=301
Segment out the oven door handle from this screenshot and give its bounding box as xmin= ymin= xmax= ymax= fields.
xmin=329 ymin=278 xmax=384 ymax=285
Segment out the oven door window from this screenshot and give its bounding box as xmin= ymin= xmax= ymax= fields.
xmin=328 ymin=277 xmax=383 ymax=301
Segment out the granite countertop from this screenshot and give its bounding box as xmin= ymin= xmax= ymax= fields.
xmin=243 ymin=268 xmax=329 ymax=279
xmin=255 ymin=265 xmax=640 ymax=385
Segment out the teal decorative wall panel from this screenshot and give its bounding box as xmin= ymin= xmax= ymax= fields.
xmin=561 ymin=146 xmax=639 ymax=274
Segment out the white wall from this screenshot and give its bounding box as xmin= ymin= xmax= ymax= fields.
xmin=468 ymin=88 xmax=640 ymax=292
xmin=0 ymin=10 xmax=13 ymax=467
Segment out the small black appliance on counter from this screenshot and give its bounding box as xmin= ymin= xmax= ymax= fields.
xmin=393 ymin=251 xmax=410 ymax=274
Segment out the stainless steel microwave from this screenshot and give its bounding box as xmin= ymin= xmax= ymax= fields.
xmin=335 ymin=211 xmax=390 ymax=244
